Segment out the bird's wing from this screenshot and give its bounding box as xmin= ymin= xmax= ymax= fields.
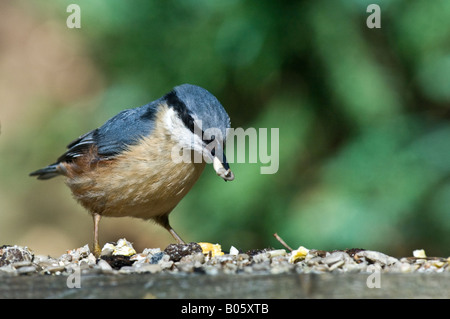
xmin=57 ymin=102 xmax=158 ymax=163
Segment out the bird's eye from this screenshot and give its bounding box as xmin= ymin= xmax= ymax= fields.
xmin=203 ymin=134 xmax=215 ymax=144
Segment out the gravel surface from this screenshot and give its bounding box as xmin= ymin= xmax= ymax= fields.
xmin=1 ymin=240 xmax=449 ymax=277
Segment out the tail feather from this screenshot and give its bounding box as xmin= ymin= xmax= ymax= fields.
xmin=29 ymin=163 xmax=64 ymax=180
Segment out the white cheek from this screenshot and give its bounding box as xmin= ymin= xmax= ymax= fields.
xmin=162 ymin=108 xmax=204 ymax=154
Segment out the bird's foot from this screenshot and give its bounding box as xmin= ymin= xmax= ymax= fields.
xmin=93 ymin=242 xmax=102 ymax=258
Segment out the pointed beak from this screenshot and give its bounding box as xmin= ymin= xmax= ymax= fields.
xmin=210 ymin=143 xmax=234 ymax=181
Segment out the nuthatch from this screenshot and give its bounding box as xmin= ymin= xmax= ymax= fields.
xmin=30 ymin=84 xmax=234 ymax=255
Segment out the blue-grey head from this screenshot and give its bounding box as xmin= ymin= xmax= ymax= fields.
xmin=162 ymin=84 xmax=234 ymax=181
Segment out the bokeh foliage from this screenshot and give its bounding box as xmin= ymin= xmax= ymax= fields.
xmin=0 ymin=0 xmax=449 ymax=256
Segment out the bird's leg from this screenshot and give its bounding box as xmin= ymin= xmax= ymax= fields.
xmin=168 ymin=227 xmax=186 ymax=244
xmin=155 ymin=215 xmax=186 ymax=244
xmin=92 ymin=213 xmax=102 ymax=257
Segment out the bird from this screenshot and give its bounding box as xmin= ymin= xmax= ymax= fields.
xmin=30 ymin=84 xmax=234 ymax=256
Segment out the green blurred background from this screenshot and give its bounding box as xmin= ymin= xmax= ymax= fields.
xmin=0 ymin=0 xmax=449 ymax=257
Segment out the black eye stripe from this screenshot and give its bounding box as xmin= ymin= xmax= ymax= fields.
xmin=185 ymin=114 xmax=195 ymax=134
xmin=164 ymin=91 xmax=219 ymax=144
xmin=164 ymin=90 xmax=195 ymax=133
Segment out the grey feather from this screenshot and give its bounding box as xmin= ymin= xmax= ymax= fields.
xmin=58 ymin=100 xmax=160 ymax=162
